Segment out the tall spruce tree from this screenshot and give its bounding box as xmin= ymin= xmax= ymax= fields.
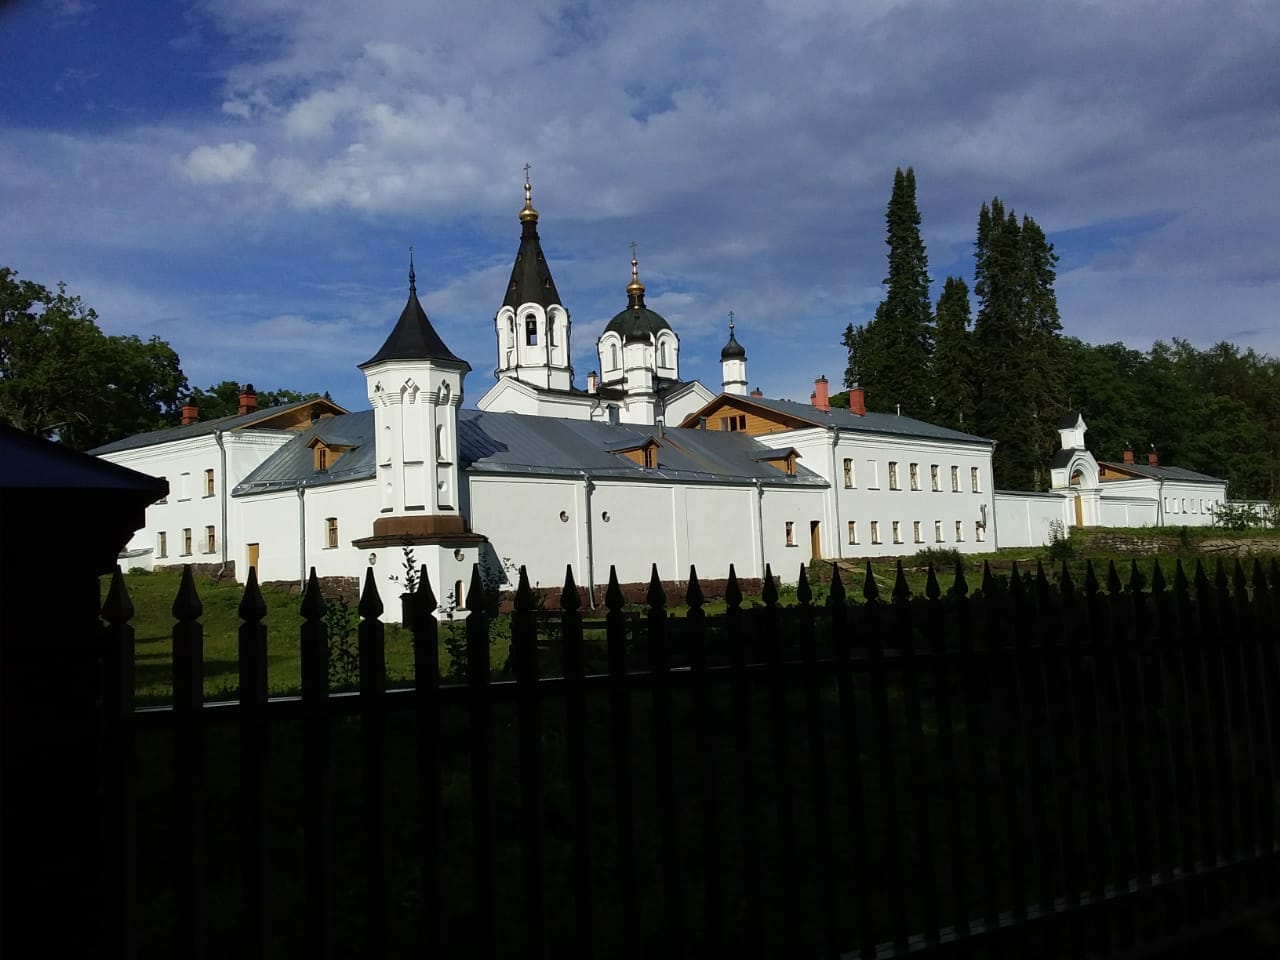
xmin=930 ymin=276 xmax=974 ymax=431
xmin=852 ymin=167 xmax=934 ymax=414
xmin=972 ymin=199 xmax=1066 ymax=488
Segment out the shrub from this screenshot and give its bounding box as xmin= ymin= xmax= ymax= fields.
xmin=1214 ymin=502 xmax=1261 ymax=531
xmin=1046 ymin=519 xmax=1076 ymax=561
xmin=914 ymin=546 xmax=964 ymax=569
xmin=324 ymin=594 xmax=360 ymax=691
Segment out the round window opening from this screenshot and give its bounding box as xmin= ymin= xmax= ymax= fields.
xmin=559 ymin=510 xmax=569 ymax=522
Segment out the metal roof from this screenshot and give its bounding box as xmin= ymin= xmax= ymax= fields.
xmin=2 ymin=422 xmax=169 ymax=495
xmin=361 ymin=268 xmax=466 ymax=368
xmin=731 ymin=395 xmax=994 ymax=445
xmin=1099 ymin=461 xmax=1224 ymax=484
xmin=88 ymin=399 xmax=337 ymax=455
xmin=502 ymin=219 xmax=562 ymax=310
xmin=232 ymin=408 xmax=829 ymax=496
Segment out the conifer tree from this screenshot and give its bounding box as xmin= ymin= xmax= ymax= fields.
xmin=853 ymin=167 xmax=934 ymax=415
xmin=930 ymin=276 xmax=974 ymax=431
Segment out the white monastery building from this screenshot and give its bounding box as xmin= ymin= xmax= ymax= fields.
xmin=94 ymin=177 xmax=1227 ymax=614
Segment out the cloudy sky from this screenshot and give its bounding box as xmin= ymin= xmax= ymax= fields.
xmin=2 ymin=0 xmax=1277 ymax=412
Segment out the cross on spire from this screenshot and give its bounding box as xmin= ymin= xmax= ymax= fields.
xmin=408 ymin=244 xmax=416 ymax=291
xmin=523 ymin=162 xmax=531 ymax=183
xmin=728 ymin=309 xmax=735 ymax=332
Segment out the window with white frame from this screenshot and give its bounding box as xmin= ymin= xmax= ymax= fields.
xmin=976 ymin=521 xmax=985 ymax=542
xmin=182 ymin=527 xmax=192 ymax=555
xmin=157 ymin=531 xmax=167 ymax=558
xmin=204 ymin=525 xmax=216 ymax=554
xmin=910 ymin=463 xmax=920 ymax=490
xmin=889 ymin=462 xmax=899 ymax=490
xmin=913 ymin=520 xmax=922 ymax=543
xmin=203 ymin=468 xmax=215 ymax=497
xmin=934 ymin=520 xmax=943 ymax=543
xmin=326 ymin=517 xmax=339 ymax=549
xmin=931 ymin=464 xmax=940 ymax=491
xmin=892 ymin=520 xmax=902 ymax=543
xmin=785 ymin=521 xmax=795 ymax=546
xmin=847 ymin=520 xmax=858 ymax=544
xmin=971 ymin=467 xmax=980 ymax=493
xmin=951 ymin=466 xmax=960 ymax=492
xmin=871 ymin=520 xmax=881 ymax=544
xmin=843 ymin=458 xmax=853 ymax=488
xmin=955 ymin=520 xmax=964 ymax=542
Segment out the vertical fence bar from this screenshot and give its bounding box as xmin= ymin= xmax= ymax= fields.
xmin=604 ymin=567 xmax=639 ymax=959
xmin=798 ymin=566 xmax=837 ymax=958
xmin=299 ymin=571 xmax=333 ymax=960
xmin=1078 ymin=563 xmax=1113 ymax=957
xmin=1028 ymin=563 xmax=1067 ymax=923
xmin=560 ymin=567 xmax=595 ymax=957
xmin=647 ymin=565 xmax=684 ymax=957
xmin=237 ymin=570 xmax=270 ymax=959
xmin=100 ymin=568 xmax=137 ymax=960
xmin=171 ymin=565 xmax=206 ymax=960
xmin=1248 ymin=560 xmax=1279 ymax=876
xmin=465 ymin=564 xmax=496 ymax=959
xmin=1230 ymin=561 xmax=1263 ymax=878
xmin=685 ymin=567 xmax=723 ymax=953
xmin=725 ymin=566 xmax=764 ymax=955
xmin=761 ymin=564 xmax=799 ymax=951
xmin=357 ymin=569 xmax=387 ymax=957
xmin=513 ymin=567 xmax=546 ymax=959
xmin=409 ymin=567 xmax=442 ymax=954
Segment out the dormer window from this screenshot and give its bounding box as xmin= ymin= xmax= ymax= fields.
xmin=310 ymin=438 xmax=350 ymax=472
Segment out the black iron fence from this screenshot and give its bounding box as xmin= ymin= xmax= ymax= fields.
xmin=98 ymin=557 xmax=1280 ymax=957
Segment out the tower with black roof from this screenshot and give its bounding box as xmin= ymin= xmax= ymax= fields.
xmin=720 ymin=311 xmax=748 ymax=395
xmin=493 ymin=171 xmax=573 ymax=391
xmin=596 ymin=249 xmax=681 ymax=424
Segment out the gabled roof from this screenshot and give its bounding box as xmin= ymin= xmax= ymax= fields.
xmin=2 ymin=422 xmax=169 ymax=496
xmin=234 ymin=411 xmax=376 ymax=494
xmin=1098 ymin=461 xmax=1225 ymax=484
xmin=681 ymin=393 xmax=994 ymax=446
xmin=361 ymin=266 xmax=466 ymax=368
xmin=89 ymin=397 xmax=348 ymax=455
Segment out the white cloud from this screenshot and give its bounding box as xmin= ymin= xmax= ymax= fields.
xmin=179 ymin=141 xmax=258 ymax=183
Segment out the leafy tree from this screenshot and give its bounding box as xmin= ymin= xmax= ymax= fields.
xmin=929 ymin=276 xmax=974 ymax=431
xmin=187 ymin=380 xmax=321 ymax=421
xmin=0 ymin=266 xmax=186 ymax=449
xmin=1062 ymin=338 xmax=1151 ymax=461
xmin=853 ymin=167 xmax=934 ymax=415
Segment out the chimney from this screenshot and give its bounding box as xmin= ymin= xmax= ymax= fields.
xmin=812 ymin=375 xmax=830 ymax=413
xmin=1148 ymin=445 xmax=1159 ymax=467
xmin=586 ymin=371 xmax=598 ymax=394
xmin=1123 ymin=444 xmax=1134 ymax=465
xmin=181 ymin=402 xmax=200 ymax=426
xmin=750 ymin=386 xmax=763 ymax=398
xmin=238 ymin=383 xmax=258 ymax=416
xmin=849 ymin=384 xmax=866 ymax=416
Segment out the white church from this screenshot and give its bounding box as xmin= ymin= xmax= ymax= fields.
xmin=95 ymin=177 xmax=1227 ymax=613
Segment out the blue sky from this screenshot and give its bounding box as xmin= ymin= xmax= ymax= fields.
xmin=3 ymin=0 xmax=1278 ymax=413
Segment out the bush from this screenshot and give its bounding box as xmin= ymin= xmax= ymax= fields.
xmin=1214 ymin=502 xmax=1261 ymax=531
xmin=913 ymin=546 xmax=964 ymax=569
xmin=1046 ymin=519 xmax=1076 ymax=561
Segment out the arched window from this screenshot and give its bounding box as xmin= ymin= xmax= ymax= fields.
xmin=525 ymin=315 xmax=538 ymax=346
xmin=659 ymin=340 xmax=667 ymax=366
xmin=610 ymin=343 xmax=619 ymax=369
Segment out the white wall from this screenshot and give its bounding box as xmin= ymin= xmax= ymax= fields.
xmin=993 ymin=492 xmax=1072 ymax=548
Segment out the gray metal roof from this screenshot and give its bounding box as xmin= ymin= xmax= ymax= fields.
xmin=89 ymin=399 xmax=334 ymax=455
xmin=733 ymin=395 xmax=994 ymax=445
xmin=232 ymin=408 xmax=829 ymax=496
xmin=1099 ymin=461 xmax=1224 ymax=484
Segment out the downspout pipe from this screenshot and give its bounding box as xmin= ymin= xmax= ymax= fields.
xmin=580 ymin=470 xmax=596 ymax=609
xmin=297 ymin=486 xmax=307 ymax=588
xmin=754 ymin=479 xmax=766 ymax=579
xmin=829 ymin=427 xmax=842 ymax=560
xmin=214 ymin=428 xmax=229 ymax=576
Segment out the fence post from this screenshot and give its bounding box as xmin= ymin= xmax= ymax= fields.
xmin=725 ymin=565 xmax=763 ymax=954
xmin=299 ymin=569 xmax=334 ymax=960
xmin=465 ymin=564 xmax=496 ymax=957
xmin=560 ymin=566 xmax=594 ymax=957
xmin=172 ymin=565 xmax=207 ymax=959
xmin=409 ymin=565 xmax=442 ymax=954
xmin=357 ymin=568 xmax=387 ymax=957
xmin=238 ymin=569 xmax=270 ymax=959
xmin=604 ymin=566 xmax=638 ymax=959
xmin=101 ymin=568 xmax=138 ymax=959
xmin=513 ymin=566 xmax=545 ymax=958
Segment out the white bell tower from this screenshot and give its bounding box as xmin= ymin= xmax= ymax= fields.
xmin=720 ymin=310 xmax=748 ymax=395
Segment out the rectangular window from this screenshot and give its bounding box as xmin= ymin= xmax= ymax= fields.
xmin=971 ymin=467 xmax=981 ymax=493
xmin=909 ymin=463 xmax=920 ymax=491
xmin=955 ymin=520 xmax=964 ymax=542
xmin=870 ymin=520 xmax=881 ymax=544
xmin=847 ymin=520 xmax=858 ymax=544
xmin=913 ymin=520 xmax=922 ymax=543
xmin=930 ymin=465 xmax=940 ymax=492
xmin=203 ymin=468 xmax=215 ymax=497
xmin=525 ymin=317 xmax=538 ymax=346
xmin=951 ymin=466 xmax=960 ymax=492
xmin=889 ymin=461 xmax=899 ymax=490
xmin=785 ymin=521 xmax=795 ymax=546
xmin=182 ymin=527 xmax=192 ymax=556
xmin=934 ymin=520 xmax=943 ymax=543
xmin=976 ymin=521 xmax=986 ymax=542
xmin=317 ymin=447 xmax=329 ymax=471
xmin=326 ymin=516 xmax=339 ymax=549
xmin=892 ymin=520 xmax=902 ymax=543
xmin=178 ymin=472 xmax=191 ymax=501
xmin=204 ymin=525 xmax=216 ymax=554
xmin=157 ymin=531 xmax=167 ymax=558
xmin=843 ymin=458 xmax=853 ymax=488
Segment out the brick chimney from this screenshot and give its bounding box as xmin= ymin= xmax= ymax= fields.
xmin=1123 ymin=445 xmax=1134 ymax=465
xmin=849 ymin=384 xmax=866 ymax=416
xmin=812 ymin=375 xmax=830 ymax=413
xmin=1148 ymin=445 xmax=1159 ymax=467
xmin=750 ymin=386 xmax=763 ymax=398
xmin=238 ymin=383 xmax=258 ymax=416
xmin=181 ymin=402 xmax=200 ymax=426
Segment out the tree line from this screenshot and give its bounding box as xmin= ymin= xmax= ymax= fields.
xmin=0 ymin=265 xmax=316 ymax=451
xmin=841 ymin=169 xmax=1280 ymax=501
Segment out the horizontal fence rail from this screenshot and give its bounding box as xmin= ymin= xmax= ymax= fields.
xmin=99 ymin=557 xmax=1280 ymax=958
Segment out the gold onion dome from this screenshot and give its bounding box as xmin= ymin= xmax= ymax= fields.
xmin=519 ymin=174 xmax=539 ymax=223
xmin=626 ymin=255 xmax=645 ymax=298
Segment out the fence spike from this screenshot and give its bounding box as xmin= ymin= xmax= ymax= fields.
xmin=1173 ymin=559 xmax=1189 ymax=597
xmin=515 ymin=565 xmax=535 ymax=612
xmin=300 ymin=567 xmax=327 ymax=619
xmin=925 ymin=563 xmax=941 ymax=600
xmin=686 ymin=565 xmax=704 ymax=609
xmin=796 ymin=564 xmax=812 ymax=605
xmin=953 ymin=560 xmax=969 ymax=600
xmin=828 ymin=564 xmax=846 ymax=606
xmin=465 ymin=562 xmax=486 ymax=613
xmin=725 ymin=564 xmax=742 ymax=608
xmin=358 ymin=567 xmax=384 ymax=619
xmin=1107 ymin=560 xmax=1122 ymax=595
xmin=647 ymin=564 xmax=667 ymax=609
xmin=605 ymin=566 xmax=624 ymax=610
xmin=1214 ymin=558 xmax=1229 ymax=595
xmin=1232 ymin=558 xmax=1247 ymax=597
xmin=894 ymin=560 xmax=911 ymax=602
xmin=1151 ymin=559 xmax=1167 ymax=595
xmin=415 ymin=564 xmax=437 ymax=612
xmin=1083 ymin=560 xmax=1099 ymax=598
xmin=561 ymin=565 xmax=581 ymax=611
xmin=762 ymin=564 xmax=779 ymax=607
xmin=102 ymin=566 xmax=134 ymax=624
xmin=1008 ymin=561 xmax=1023 ymax=597
xmin=172 ymin=564 xmax=203 ymax=621
xmin=863 ymin=561 xmax=880 ymax=602
xmin=980 ymin=559 xmax=995 ymax=597
xmin=1128 ymin=559 xmax=1145 ymax=595
xmin=1193 ymin=559 xmax=1210 ymax=597
xmin=238 ymin=566 xmax=267 ymax=622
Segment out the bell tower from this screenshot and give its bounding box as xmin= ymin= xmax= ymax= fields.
xmin=720 ymin=310 xmax=748 ymax=395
